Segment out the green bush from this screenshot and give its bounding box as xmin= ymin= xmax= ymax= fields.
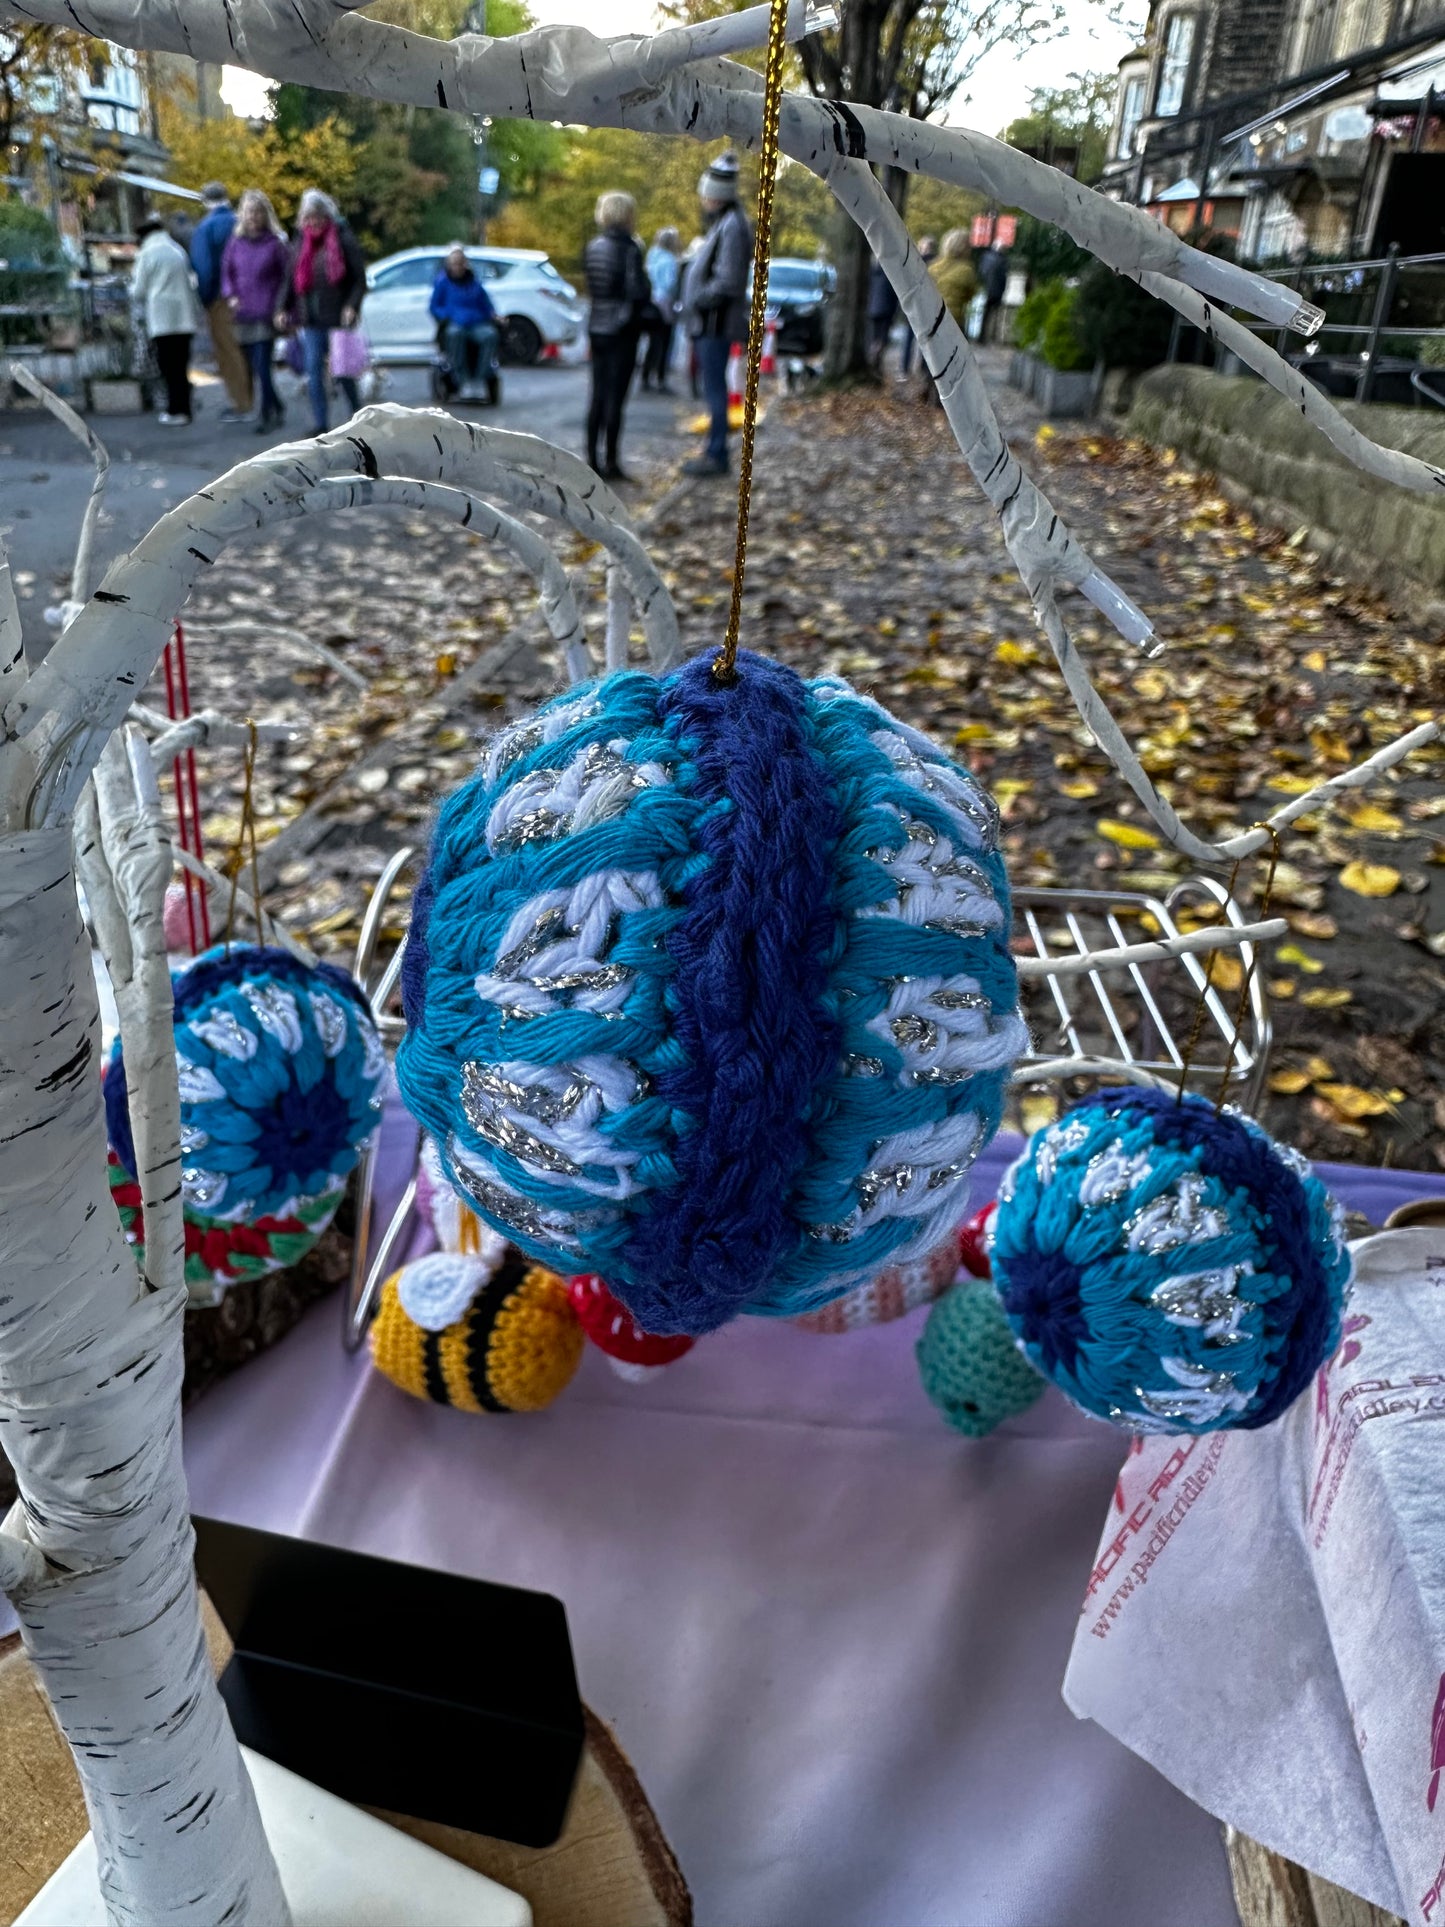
xmin=1013 ymin=280 xmax=1056 ymax=354
xmin=1071 ymin=262 xmax=1173 ymax=370
xmin=1016 ymin=278 xmax=1091 ymax=370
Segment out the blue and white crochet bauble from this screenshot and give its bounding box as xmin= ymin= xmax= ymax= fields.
xmin=397 ymin=649 xmax=1028 ymax=1337
xmin=104 ymin=944 xmax=385 ymax=1233
xmin=989 ymin=1088 xmax=1352 ymax=1434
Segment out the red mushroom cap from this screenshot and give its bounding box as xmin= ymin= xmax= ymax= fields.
xmin=567 ymin=1275 xmax=695 ymax=1367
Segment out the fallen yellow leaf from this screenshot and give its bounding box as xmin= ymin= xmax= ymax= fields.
xmin=1268 ymin=773 xmax=1318 ymax=795
xmin=1099 ymin=819 xmax=1161 ymax=851
xmin=1058 ymin=777 xmax=1099 ymax=800
xmin=1034 ymin=424 xmax=1056 ymax=445
xmin=1305 ymin=1055 xmax=1335 ymax=1079
xmin=1345 ymin=802 xmax=1404 ymax=833
xmin=1315 ymin=1083 xmax=1392 ymax=1118
xmin=994 ymin=640 xmax=1035 ymax=667
xmin=1339 ymin=860 xmax=1400 ymax=897
xmin=1209 ymin=954 xmax=1245 ymax=992
xmin=1301 ymin=987 xmax=1354 ymax=1008
xmin=1133 ymin=668 xmax=1167 ymax=702
xmin=993 ymin=779 xmax=1032 ymax=806
xmin=1019 ymin=1092 xmax=1058 ymax=1134
xmin=1268 ymin=977 xmax=1297 ymax=998
xmin=1287 ymin=912 xmax=1337 ymax=940
xmin=1276 ymin=943 xmax=1324 ymax=974
xmin=1302 ymin=649 xmax=1327 ymax=672
xmin=435 ymin=651 xmax=457 ymax=677
xmin=954 ymin=723 xmax=991 ymax=743
xmin=1268 ymin=1068 xmax=1312 ymax=1093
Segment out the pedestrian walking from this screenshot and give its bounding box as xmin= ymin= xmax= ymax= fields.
xmin=429 ymin=245 xmax=499 ymax=394
xmin=868 ymin=254 xmax=899 ymax=373
xmin=131 ymin=216 xmax=202 ymax=425
xmin=190 ymin=183 xmax=252 ymax=422
xmin=277 ymin=188 xmax=367 ymax=436
xmin=222 ymin=189 xmax=290 ymax=432
xmin=583 ymin=191 xmax=648 ymax=482
xmin=681 ymin=151 xmax=752 ymax=478
xmin=899 ymin=234 xmax=936 ymax=378
xmin=641 ymin=226 xmax=681 ymax=392
xmin=978 ymin=242 xmax=1009 ymax=345
xmin=921 ymin=228 xmax=980 ymax=403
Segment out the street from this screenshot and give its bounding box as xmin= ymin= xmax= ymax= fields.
xmin=0 ymin=352 xmax=696 ymax=655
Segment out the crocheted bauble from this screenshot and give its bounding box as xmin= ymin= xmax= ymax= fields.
xmin=397 ymin=650 xmax=1026 ymax=1338
xmin=916 ymin=1278 xmax=1045 ymax=1438
xmin=567 ymin=1274 xmax=695 ymax=1380
xmin=105 ymin=944 xmax=384 ymax=1223
xmin=370 ymin=1247 xmax=582 ymax=1413
xmin=106 ymin=1149 xmax=344 ymax=1302
xmin=790 ymin=1228 xmax=961 ymax=1334
xmin=989 ymin=1088 xmax=1352 ymax=1434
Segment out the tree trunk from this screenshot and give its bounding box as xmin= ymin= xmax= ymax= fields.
xmin=824 ymin=208 xmax=873 ymax=381
xmin=0 ymin=827 xmax=288 ymax=1927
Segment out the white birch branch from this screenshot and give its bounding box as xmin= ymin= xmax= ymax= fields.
xmin=132 ymin=706 xmax=298 ymax=764
xmin=190 ymin=618 xmax=370 ymax=691
xmin=0 ymin=407 xmax=678 ymax=831
xmin=1014 ymin=918 xmax=1286 ymax=977
xmin=74 ymin=728 xmax=185 ymax=1299
xmin=0 ymin=824 xmax=288 ymax=1927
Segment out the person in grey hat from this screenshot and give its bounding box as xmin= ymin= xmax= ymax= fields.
xmin=680 ymin=151 xmax=753 ymax=477
xmin=190 ymin=182 xmax=251 ymax=421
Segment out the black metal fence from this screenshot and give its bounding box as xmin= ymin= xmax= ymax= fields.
xmin=1166 ymin=245 xmax=1445 ymax=407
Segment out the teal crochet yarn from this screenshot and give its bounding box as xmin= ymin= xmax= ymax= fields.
xmin=989 ymin=1088 xmax=1352 ymax=1434
xmin=397 ymin=649 xmax=1028 ymax=1338
xmin=917 ymin=1278 xmax=1045 ymax=1437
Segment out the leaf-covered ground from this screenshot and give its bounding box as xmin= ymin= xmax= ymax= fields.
xmin=153 ymin=361 xmax=1445 ymax=1174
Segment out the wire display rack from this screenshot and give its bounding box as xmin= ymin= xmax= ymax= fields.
xmin=1013 ymin=880 xmax=1272 ymax=1115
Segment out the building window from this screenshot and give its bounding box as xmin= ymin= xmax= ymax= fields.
xmin=1155 ymin=14 xmax=1196 ymax=119
xmin=1117 ymin=76 xmax=1146 ymax=157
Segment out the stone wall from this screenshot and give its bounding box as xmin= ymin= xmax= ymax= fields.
xmin=1126 ymin=366 xmax=1445 ymax=604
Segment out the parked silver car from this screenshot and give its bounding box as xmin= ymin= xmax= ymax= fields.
xmin=363 ymin=246 xmax=584 ymax=366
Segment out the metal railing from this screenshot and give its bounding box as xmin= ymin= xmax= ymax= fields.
xmin=1168 ymin=244 xmax=1445 ymax=405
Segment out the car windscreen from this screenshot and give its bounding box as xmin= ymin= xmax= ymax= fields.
xmin=766 ymin=264 xmax=825 ymax=298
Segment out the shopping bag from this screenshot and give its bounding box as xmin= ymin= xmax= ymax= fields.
xmin=329 ymin=326 xmax=371 ymax=381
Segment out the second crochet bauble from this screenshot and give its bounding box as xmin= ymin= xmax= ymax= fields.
xmin=397 ymin=650 xmax=1027 ymax=1337
xmin=989 ymin=1088 xmax=1352 ymax=1433
xmin=916 ymin=1277 xmax=1045 ymax=1437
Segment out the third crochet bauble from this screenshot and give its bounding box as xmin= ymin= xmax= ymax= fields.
xmin=397 ymin=650 xmax=1027 ymax=1336
xmin=989 ymin=1088 xmax=1353 ymax=1433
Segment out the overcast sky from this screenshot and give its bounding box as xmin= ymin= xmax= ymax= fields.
xmin=223 ymin=0 xmax=1145 ymax=138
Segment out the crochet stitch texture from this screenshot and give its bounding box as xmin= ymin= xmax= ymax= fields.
xmin=397 ymin=650 xmax=1027 ymax=1336
xmin=989 ymin=1088 xmax=1352 ymax=1433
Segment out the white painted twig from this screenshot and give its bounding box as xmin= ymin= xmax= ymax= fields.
xmin=4 ymin=358 xmax=112 ymax=605
xmin=0 ymin=407 xmax=681 ymax=830
xmin=74 ymin=727 xmax=185 ymax=1300
xmin=297 ymin=476 xmax=592 ymax=683
xmin=191 ymin=618 xmax=370 ymax=691
xmin=0 ymin=824 xmax=288 ymax=1927
xmin=1011 ymin=1056 xmax=1180 ymax=1094
xmin=1015 ymin=918 xmax=1286 ymax=977
xmin=135 ymin=707 xmax=297 ymax=764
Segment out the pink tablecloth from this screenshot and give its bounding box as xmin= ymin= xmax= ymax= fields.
xmin=176 ymin=1118 xmax=1274 ymax=1927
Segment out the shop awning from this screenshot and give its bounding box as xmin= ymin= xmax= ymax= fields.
xmin=111 ymin=171 xmax=205 ymax=203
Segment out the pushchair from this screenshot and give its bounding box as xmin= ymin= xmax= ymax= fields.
xmin=429 ymin=320 xmax=501 ymax=408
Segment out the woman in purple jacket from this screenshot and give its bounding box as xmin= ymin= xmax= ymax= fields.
xmin=222 ymin=190 xmax=290 ymax=431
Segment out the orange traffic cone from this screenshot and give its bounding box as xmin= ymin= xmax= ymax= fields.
xmin=760 ymin=316 xmax=778 ymax=378
xmin=726 ymin=342 xmax=745 ymax=428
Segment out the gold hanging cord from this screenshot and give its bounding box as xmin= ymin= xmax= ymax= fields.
xmin=713 ymin=0 xmax=793 ymax=687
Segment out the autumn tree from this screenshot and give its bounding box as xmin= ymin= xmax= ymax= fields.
xmin=156 ymin=83 xmax=357 ymax=228
xmin=1004 ymin=71 xmax=1116 ymax=186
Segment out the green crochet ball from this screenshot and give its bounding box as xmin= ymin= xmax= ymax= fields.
xmin=917 ymin=1278 xmax=1044 ymax=1438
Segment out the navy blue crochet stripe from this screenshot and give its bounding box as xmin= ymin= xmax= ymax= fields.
xmin=174 ymin=945 xmax=371 ymax=1021
xmin=103 ymin=1042 xmax=136 ymax=1180
xmin=616 ymin=650 xmax=846 ymax=1335
xmin=400 ymin=868 xmax=435 ymax=1029
xmin=1098 ymin=1088 xmax=1331 ymax=1427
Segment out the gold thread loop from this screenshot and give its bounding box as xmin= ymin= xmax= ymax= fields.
xmin=224 ymin=720 xmax=264 ymax=952
xmin=712 ymin=0 xmax=791 ymax=688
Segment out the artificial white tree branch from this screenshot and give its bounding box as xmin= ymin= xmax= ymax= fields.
xmin=133 ymin=706 xmax=298 ymax=765
xmin=74 ymin=727 xmax=185 ymax=1299
xmin=1014 ymin=918 xmax=1286 ymax=977
xmin=190 ymin=618 xmax=370 ymax=692
xmin=0 ymin=823 xmax=289 ymax=1927
xmin=0 ymin=407 xmax=679 ymax=831
xmin=1011 ymin=1056 xmax=1180 ymax=1094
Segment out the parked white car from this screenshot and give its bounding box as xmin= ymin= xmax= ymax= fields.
xmin=363 ymin=246 xmax=584 ymax=366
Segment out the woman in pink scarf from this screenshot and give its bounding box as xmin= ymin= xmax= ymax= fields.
xmin=277 ymin=188 xmax=367 ymax=433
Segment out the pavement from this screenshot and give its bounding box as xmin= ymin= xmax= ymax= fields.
xmin=0 ymin=350 xmax=700 ymax=660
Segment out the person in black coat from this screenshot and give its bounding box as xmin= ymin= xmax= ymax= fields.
xmin=583 ymin=191 xmax=648 ymax=481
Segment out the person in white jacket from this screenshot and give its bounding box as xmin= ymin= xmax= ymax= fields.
xmin=131 ymin=218 xmax=202 ymax=424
